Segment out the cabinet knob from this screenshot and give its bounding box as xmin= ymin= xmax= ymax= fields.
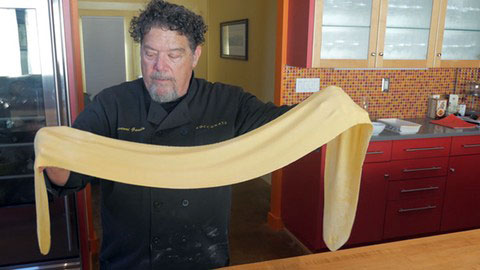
xmin=379 ymin=52 xmax=384 ymax=56
xmin=384 ymin=174 xmax=390 ymax=179
xmin=371 ymin=52 xmax=376 ymax=56
xmin=449 ymin=168 xmax=455 ymax=173
xmin=437 ymin=53 xmax=442 ymax=57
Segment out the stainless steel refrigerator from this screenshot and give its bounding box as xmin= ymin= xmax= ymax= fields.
xmin=0 ymin=0 xmax=81 ymax=268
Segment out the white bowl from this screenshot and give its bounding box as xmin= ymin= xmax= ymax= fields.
xmin=372 ymin=122 xmax=386 ymax=135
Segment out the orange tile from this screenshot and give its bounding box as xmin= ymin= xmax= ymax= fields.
xmin=282 ymin=67 xmax=480 ymax=119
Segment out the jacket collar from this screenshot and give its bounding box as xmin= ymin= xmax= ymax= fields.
xmin=144 ymin=73 xmax=196 ymax=131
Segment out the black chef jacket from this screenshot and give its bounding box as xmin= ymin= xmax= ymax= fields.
xmin=46 ymin=75 xmax=290 ymax=269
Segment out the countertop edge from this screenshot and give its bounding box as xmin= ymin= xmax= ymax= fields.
xmin=370 ymin=117 xmax=480 ymax=141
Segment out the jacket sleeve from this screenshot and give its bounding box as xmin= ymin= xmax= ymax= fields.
xmin=234 ymin=90 xmax=293 ymax=136
xmin=45 ymin=93 xmax=115 ymax=197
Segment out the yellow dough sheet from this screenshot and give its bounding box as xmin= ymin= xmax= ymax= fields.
xmin=34 ymin=86 xmax=372 ymax=255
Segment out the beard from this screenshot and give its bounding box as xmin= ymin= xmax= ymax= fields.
xmin=147 ymin=72 xmax=179 ymax=103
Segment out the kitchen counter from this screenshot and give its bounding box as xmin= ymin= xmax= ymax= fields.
xmin=223 ymin=229 xmax=480 ymax=270
xmin=371 ymin=117 xmax=480 ymax=141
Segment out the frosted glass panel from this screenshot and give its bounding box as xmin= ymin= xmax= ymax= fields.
xmin=386 ymin=0 xmax=433 ymax=28
xmin=444 ymin=0 xmax=480 ymax=30
xmin=382 ymin=0 xmax=432 ymax=60
xmin=384 ymin=29 xmax=430 ymax=59
xmin=442 ymin=30 xmax=480 ymax=60
xmin=321 ymin=26 xmax=371 ymax=59
xmin=442 ymin=0 xmax=480 ymax=60
xmin=323 ymin=0 xmax=372 ymax=27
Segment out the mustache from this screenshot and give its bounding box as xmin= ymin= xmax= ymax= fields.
xmin=151 ymin=72 xmax=175 ymax=81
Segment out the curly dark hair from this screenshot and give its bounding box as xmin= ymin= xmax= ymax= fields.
xmin=129 ymin=0 xmax=207 ymax=51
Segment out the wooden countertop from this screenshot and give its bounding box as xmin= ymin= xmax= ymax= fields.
xmin=223 ymin=229 xmax=480 ymax=269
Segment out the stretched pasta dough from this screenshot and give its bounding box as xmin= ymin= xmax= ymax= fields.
xmin=34 ymin=86 xmax=372 ymax=255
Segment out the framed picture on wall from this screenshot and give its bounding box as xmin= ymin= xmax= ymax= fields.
xmin=220 ymin=19 xmax=248 ymax=60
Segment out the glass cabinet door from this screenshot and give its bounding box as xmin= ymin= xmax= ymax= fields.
xmin=321 ymin=0 xmax=374 ymax=59
xmin=378 ymin=0 xmax=439 ymax=67
xmin=314 ymin=0 xmax=380 ymax=67
xmin=314 ymin=0 xmax=439 ymax=68
xmin=384 ymin=0 xmax=433 ymax=60
xmin=440 ymin=0 xmax=480 ymax=63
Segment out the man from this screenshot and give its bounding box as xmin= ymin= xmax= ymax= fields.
xmin=45 ymin=0 xmax=290 ymax=269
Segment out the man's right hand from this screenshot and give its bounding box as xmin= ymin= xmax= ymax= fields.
xmin=43 ymin=167 xmax=71 ymax=186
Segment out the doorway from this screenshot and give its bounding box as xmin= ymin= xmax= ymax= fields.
xmin=81 ymin=16 xmax=126 ymax=99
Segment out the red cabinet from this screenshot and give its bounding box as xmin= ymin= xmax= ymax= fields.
xmin=282 ymin=148 xmax=325 ymax=250
xmin=282 ymin=142 xmax=390 ymax=250
xmin=384 ymin=196 xmax=444 ymax=239
xmin=450 ymin=135 xmax=480 ymax=156
xmin=391 ymin=137 xmax=451 ymax=160
xmin=348 ymin=141 xmax=391 ymax=245
xmin=281 ymin=135 xmax=480 ymax=251
xmin=389 ymin=157 xmax=449 ymax=180
xmin=347 ymin=162 xmax=389 ymax=245
xmin=387 ymin=177 xmax=445 ymax=201
xmin=383 ymin=177 xmax=445 ymax=239
xmin=441 ymin=154 xmax=480 ymax=231
xmin=382 ymin=138 xmax=449 ymax=239
xmin=364 ymin=141 xmax=392 ymax=163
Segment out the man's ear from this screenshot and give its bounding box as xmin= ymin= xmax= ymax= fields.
xmin=192 ymin=46 xmax=202 ymax=68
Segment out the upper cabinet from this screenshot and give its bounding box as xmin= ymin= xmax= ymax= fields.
xmin=315 ymin=0 xmax=381 ymax=68
xmin=378 ymin=0 xmax=440 ymax=68
xmin=287 ymin=0 xmax=480 ymax=68
xmin=436 ymin=0 xmax=480 ymax=67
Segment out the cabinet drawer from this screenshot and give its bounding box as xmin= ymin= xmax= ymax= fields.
xmin=389 ymin=157 xmax=448 ymax=180
xmin=383 ymin=197 xmax=443 ymax=239
xmin=387 ymin=177 xmax=445 ymax=201
xmin=364 ymin=141 xmax=392 ymax=163
xmin=392 ymin=138 xmax=451 ymax=160
xmin=451 ymin=136 xmax=480 ymax=156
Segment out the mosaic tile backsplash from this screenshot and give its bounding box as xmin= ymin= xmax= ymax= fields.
xmin=282 ymin=66 xmax=480 ymax=120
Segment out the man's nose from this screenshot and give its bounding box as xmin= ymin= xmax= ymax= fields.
xmin=153 ymin=55 xmax=169 ymax=71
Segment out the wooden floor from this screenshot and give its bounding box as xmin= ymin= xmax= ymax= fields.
xmin=90 ymin=178 xmax=308 ymax=268
xmin=224 ymin=228 xmax=480 ymax=269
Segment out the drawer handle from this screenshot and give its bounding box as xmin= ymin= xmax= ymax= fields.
xmin=463 ymin=144 xmax=480 ymax=148
xmin=405 ymin=146 xmax=444 ymax=152
xmin=366 ymin=151 xmax=384 ymax=155
xmin=398 ymin=205 xmax=437 ymax=213
xmin=403 ymin=166 xmax=441 ymax=173
xmin=400 ymin=186 xmax=439 ymax=193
